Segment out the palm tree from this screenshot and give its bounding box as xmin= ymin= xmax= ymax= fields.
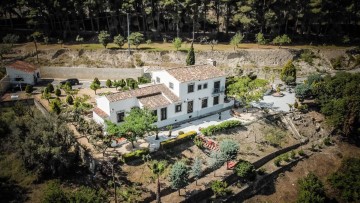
xmin=148 ymin=160 xmax=167 ymax=203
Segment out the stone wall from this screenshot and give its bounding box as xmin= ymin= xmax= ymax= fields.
xmin=40 ymin=66 xmax=144 ymax=80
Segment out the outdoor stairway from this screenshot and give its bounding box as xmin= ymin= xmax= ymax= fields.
xmin=280 ymin=114 xmax=303 ymax=140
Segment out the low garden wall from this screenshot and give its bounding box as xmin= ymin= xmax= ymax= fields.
xmin=40 ymin=66 xmax=144 ymax=80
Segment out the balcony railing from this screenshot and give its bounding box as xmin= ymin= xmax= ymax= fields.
xmin=212 ymin=87 xmax=225 ymax=94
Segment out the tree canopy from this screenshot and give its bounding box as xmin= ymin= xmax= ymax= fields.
xmin=106 ymin=108 xmax=157 ymax=148
xmin=280 ymin=60 xmax=296 ymax=85
xmin=314 ymin=72 xmax=360 ymax=139
xmin=226 ymin=76 xmax=269 ymax=108
xmin=297 ymin=173 xmax=326 ymax=203
xmin=169 ymin=161 xmax=189 ymax=195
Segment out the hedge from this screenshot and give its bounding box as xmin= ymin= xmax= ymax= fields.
xmin=161 ymin=131 xmax=197 ymax=149
xmin=200 ymin=120 xmax=241 ymax=136
xmin=123 ymin=148 xmax=150 ymax=162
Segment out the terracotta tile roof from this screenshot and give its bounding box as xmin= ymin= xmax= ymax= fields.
xmin=93 ymin=107 xmax=109 ymax=118
xmin=6 ymin=61 xmax=37 ymax=73
xmin=138 ymin=93 xmax=172 ymax=109
xmin=106 ymin=84 xmax=179 ymax=103
xmin=166 ymin=64 xmax=226 ymax=82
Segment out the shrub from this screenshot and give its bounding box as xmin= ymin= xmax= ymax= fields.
xmin=55 ymin=88 xmax=61 ymax=97
xmin=137 ymin=76 xmax=151 ymax=84
xmin=106 ymin=79 xmax=112 ymax=88
xmin=66 ymin=95 xmax=74 ymax=105
xmin=193 ymin=136 xmax=204 ymax=149
xmin=274 ymin=157 xmax=282 ymax=166
xmin=25 ymin=85 xmax=33 ymax=93
xmin=42 ymin=180 xmax=67 ymax=203
xmin=257 ymin=167 xmax=266 ymax=175
xmin=201 ymin=120 xmax=241 ymax=136
xmin=178 ymin=131 xmax=184 ymax=135
xmin=298 ymin=149 xmax=305 ymax=156
xmin=300 ymin=49 xmax=316 ymax=65
xmin=160 ymin=131 xmax=197 ymax=149
xmin=123 ymin=148 xmax=150 ymax=162
xmin=211 ymin=180 xmax=231 ymax=198
xmin=323 ymin=137 xmax=332 ymax=146
xmin=113 ymin=34 xmax=125 ymax=48
xmin=282 ymin=153 xmax=290 ymax=162
xmin=297 ymin=173 xmax=325 ymax=203
xmin=235 ymin=160 xmax=256 ymax=180
xmin=290 ymin=150 xmax=296 ymax=159
xmin=328 ymin=158 xmax=360 ymax=202
xmin=146 ymin=39 xmax=152 ymax=45
xmin=47 ymin=83 xmax=54 ymax=93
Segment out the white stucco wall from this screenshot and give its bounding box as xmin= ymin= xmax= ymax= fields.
xmin=94 ymin=72 xmax=232 ymax=128
xmin=93 ymin=112 xmax=105 ymax=124
xmin=108 ymin=98 xmax=138 ymax=123
xmin=151 ymin=70 xmax=180 ymax=96
xmin=6 ymin=68 xmax=40 ymax=85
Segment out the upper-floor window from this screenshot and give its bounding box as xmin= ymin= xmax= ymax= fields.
xmin=169 ymin=82 xmax=174 ymax=89
xmin=201 ymin=98 xmax=208 ymax=108
xmin=213 ymin=81 xmax=220 ymax=93
xmin=198 ymin=84 xmax=202 ymax=90
xmin=175 ymin=103 xmax=182 ymax=113
xmin=213 ymin=96 xmax=219 ymax=105
xmin=203 ymin=83 xmax=208 ymax=89
xmin=188 ymin=83 xmax=194 ymax=93
xmin=156 ymin=77 xmax=160 ymax=83
xmin=116 ymin=111 xmax=125 ymax=122
xmin=161 ymin=107 xmax=167 ymax=120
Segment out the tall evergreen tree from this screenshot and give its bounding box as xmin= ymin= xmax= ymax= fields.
xmin=186 ymin=43 xmax=195 ymax=66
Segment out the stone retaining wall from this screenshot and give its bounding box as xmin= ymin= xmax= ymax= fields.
xmin=40 ymin=66 xmax=144 ymax=80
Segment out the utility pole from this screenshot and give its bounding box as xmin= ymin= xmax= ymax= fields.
xmin=127 ymin=12 xmax=131 ymax=56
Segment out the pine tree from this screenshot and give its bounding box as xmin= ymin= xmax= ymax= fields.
xmin=191 ymin=157 xmax=202 ymax=185
xmin=186 ymin=43 xmax=195 ymax=65
xmin=169 ymin=161 xmax=189 ymax=196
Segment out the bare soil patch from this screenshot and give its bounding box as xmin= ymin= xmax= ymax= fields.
xmin=244 ymin=141 xmax=360 ymax=203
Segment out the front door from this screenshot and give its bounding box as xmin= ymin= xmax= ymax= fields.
xmin=187 ymin=101 xmax=193 ymax=113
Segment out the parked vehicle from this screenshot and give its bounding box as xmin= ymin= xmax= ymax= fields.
xmin=59 ymin=78 xmax=80 ymax=85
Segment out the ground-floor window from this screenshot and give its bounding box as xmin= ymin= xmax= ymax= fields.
xmin=161 ymin=107 xmax=167 ymax=120
xmin=116 ymin=111 xmax=125 ymax=122
xmin=175 ymin=104 xmax=182 ymax=113
xmin=213 ymin=96 xmax=219 ymax=105
xmin=202 ymin=98 xmax=208 ymax=108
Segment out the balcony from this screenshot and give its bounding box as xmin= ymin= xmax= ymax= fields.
xmin=212 ymin=87 xmax=225 ymax=94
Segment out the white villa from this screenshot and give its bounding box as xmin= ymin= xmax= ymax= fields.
xmin=93 ymin=64 xmax=234 ymax=127
xmin=6 ymin=61 xmax=41 ymax=85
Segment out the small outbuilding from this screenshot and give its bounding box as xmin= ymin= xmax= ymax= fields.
xmin=6 ymin=61 xmax=41 ymax=85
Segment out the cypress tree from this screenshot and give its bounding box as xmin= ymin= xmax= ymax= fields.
xmin=186 ymin=42 xmax=195 ymax=66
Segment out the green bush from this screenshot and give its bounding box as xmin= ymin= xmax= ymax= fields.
xmin=274 ymin=157 xmax=282 ymax=166
xmin=54 ymin=88 xmax=61 ymax=97
xmin=160 ymin=131 xmax=197 ymax=149
xmin=211 ymin=180 xmax=231 ymax=198
xmin=328 ymin=158 xmax=360 ymax=202
xmin=66 ymin=95 xmax=74 ymax=105
xmin=290 ymin=150 xmax=296 ymax=159
xmin=47 ymin=83 xmax=54 ymax=93
xmin=123 ymin=148 xmax=150 ymax=162
xmin=201 ymin=120 xmax=241 ymax=136
xmin=193 ymin=136 xmax=204 ymax=149
xmin=300 ymin=49 xmax=316 ymax=65
xmin=235 ymin=160 xmax=256 ymax=180
xmin=323 ymin=137 xmax=332 ymax=146
xmin=25 ymin=85 xmax=33 ymax=93
xmin=178 ymin=131 xmax=184 ymax=135
xmin=298 ymin=149 xmax=305 ymax=156
xmin=282 ymin=153 xmax=290 ymax=162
